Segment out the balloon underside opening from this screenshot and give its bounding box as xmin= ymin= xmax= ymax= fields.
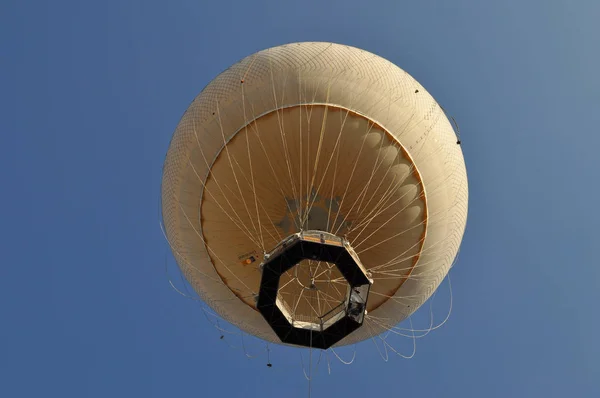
xmin=257 ymin=230 xmax=372 ymax=349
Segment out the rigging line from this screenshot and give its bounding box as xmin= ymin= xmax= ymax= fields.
xmin=356 ymin=203 xmax=456 ymax=254
xmin=314 ymin=348 xmax=325 ymax=373
xmin=297 ymin=288 xmax=344 ymax=305
xmin=308 ymin=331 xmax=313 ymax=398
xmin=277 ymin=61 xmax=303 ymax=220
xmin=303 ymin=84 xmax=331 ymax=228
xmin=326 ymin=68 xmax=417 ymax=231
xmin=162 ymin=236 xmax=225 ymax=289
xmin=312 ymin=259 xmax=336 ymax=277
xmin=352 ymin=174 xmax=457 ymax=249
xmin=326 ymin=118 xmax=343 ymax=232
xmin=215 ymin=100 xmax=261 ymax=242
xmin=371 ymin=244 xmax=449 ymax=270
xmin=246 ymin=102 xmax=301 ymax=232
xmin=278 ymin=275 xmax=299 ymax=291
xmin=186 ymin=156 xmax=261 ymax=248
xmin=309 ymin=260 xmax=320 ymax=282
xmin=269 ymin=56 xmax=303 ymax=227
xmin=177 ymin=203 xmax=255 ymax=294
xmin=330 ymin=345 xmax=357 ymax=365
xmin=298 ymin=70 xmax=352 ymax=226
xmin=377 ymin=316 xmax=417 ymax=359
xmin=369 ymin=269 xmax=455 ymax=336
xmin=302 ymin=60 xmax=369 ymax=223
xmin=240 ymin=80 xmax=266 ymax=252
xmin=302 ymin=294 xmax=321 ymax=320
xmin=301 ymin=53 xmax=364 ymax=229
xmin=332 ymin=121 xmax=389 ymax=236
xmin=310 ymin=261 xmax=328 ymax=314
xmin=351 ymin=125 xmax=396 ymax=221
xmin=329 ymin=123 xmax=373 ymax=233
xmin=343 ymin=158 xmax=420 ymax=235
xmin=366 ymin=290 xmax=430 ymax=309
xmin=351 ymin=193 xmax=428 ymax=254
xmin=176 ymin=258 xmax=199 ymax=299
xmin=277 ymin=291 xmax=342 ymax=307
xmin=322 ymin=280 xmax=347 ymax=306
xmin=368 ymin=213 xmax=462 ymax=270
xmin=299 ymin=350 xmax=311 ymax=385
xmin=159 ymin=221 xmax=251 ymax=294
xmin=347 ymin=172 xmax=423 ymax=243
xmin=293 ymin=286 xmax=306 ymax=319
xmin=327 ymin=127 xmax=390 ymax=234
xmin=367 ymin=316 xmax=421 ymax=351
xmin=189 ymin=122 xmax=261 ymax=246
xmin=277 ymin=61 xmax=301 ymax=215
xmin=202 ymin=309 xmax=241 ymax=336
xmin=371 ymin=255 xmax=448 ymax=281
xmin=365 ymin=317 xmax=389 ymax=362
xmin=303 ymin=82 xmax=321 ymax=227
xmin=349 ymin=151 xmax=404 ymax=229
xmin=345 ymin=124 xmax=452 ymax=235
xmin=321 ymin=265 xmax=337 ymax=314
xmin=225 ymin=150 xmax=283 ymax=245
xmin=298 ymin=68 xmax=304 ymax=224
xmin=168 ymin=278 xmax=254 ymax=303
xmin=241 ymin=332 xmax=262 ymax=358
xmin=348 ymin=179 xmax=427 ymax=246
xmin=304 ymin=106 xmax=352 ymax=227
xmin=371 ymin=251 xmax=455 ymax=274
xmin=325 ymin=349 xmax=332 ymax=374
xmin=315 ymin=271 xmax=323 ymax=315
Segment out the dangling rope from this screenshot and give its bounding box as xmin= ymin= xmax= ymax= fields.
xmin=440 ymin=104 xmax=461 ymax=145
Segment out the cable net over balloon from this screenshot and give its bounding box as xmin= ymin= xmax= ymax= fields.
xmin=161 ymin=42 xmax=468 ymax=362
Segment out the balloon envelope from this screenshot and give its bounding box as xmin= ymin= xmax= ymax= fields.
xmin=161 ymin=42 xmax=468 ymax=346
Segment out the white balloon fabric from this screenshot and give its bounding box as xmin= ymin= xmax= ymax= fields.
xmin=161 ymin=42 xmax=468 ymax=346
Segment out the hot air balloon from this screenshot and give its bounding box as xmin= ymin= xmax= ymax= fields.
xmin=161 ymin=42 xmax=468 ymax=350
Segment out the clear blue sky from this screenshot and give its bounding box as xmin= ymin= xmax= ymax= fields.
xmin=2 ymin=0 xmax=599 ymax=397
